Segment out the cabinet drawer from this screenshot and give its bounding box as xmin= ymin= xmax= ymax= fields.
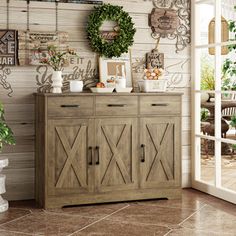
xmin=95 ymin=96 xmax=138 ymax=116
xmin=140 ymin=96 xmax=181 ymax=115
xmin=47 ymin=96 xmax=94 ymax=117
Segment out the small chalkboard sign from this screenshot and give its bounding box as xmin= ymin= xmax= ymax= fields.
xmin=146 ymin=49 xmax=164 ymax=69
xmin=0 ymin=30 xmax=18 ymax=66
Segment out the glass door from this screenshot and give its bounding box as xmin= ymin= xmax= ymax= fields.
xmin=192 ymin=0 xmax=236 ymax=204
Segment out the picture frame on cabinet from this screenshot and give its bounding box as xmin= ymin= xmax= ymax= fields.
xmin=99 ymin=51 xmax=133 ymax=88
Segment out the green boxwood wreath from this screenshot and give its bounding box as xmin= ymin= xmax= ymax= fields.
xmin=87 ymin=4 xmax=136 ymax=58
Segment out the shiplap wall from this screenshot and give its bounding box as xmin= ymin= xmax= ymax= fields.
xmin=0 ymin=0 xmax=191 ymax=200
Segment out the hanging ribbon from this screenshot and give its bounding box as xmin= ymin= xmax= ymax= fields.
xmin=154 ymin=37 xmax=161 ymax=51
xmin=6 ymin=0 xmax=10 ymax=29
xmin=27 ymin=0 xmax=30 ymax=32
xmin=55 ymin=0 xmax=59 ymax=33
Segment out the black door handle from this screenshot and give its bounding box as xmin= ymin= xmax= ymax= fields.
xmin=141 ymin=144 xmax=145 ymax=163
xmin=96 ymin=146 xmax=100 ymax=165
xmin=88 ymin=146 xmax=93 ymax=165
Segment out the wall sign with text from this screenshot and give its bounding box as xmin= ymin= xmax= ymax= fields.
xmin=0 ymin=30 xmax=18 ymax=66
xmin=18 ymin=31 xmax=69 ymax=66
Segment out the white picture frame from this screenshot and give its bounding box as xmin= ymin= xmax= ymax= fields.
xmin=99 ymin=51 xmax=133 ymax=88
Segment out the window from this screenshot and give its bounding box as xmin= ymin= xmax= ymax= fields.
xmin=192 ymin=0 xmax=236 ymax=204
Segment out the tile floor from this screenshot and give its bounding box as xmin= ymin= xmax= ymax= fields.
xmin=0 ymin=188 xmax=235 ymax=236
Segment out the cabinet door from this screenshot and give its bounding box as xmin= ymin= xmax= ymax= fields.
xmin=140 ymin=117 xmax=181 ymax=189
xmin=95 ymin=118 xmax=138 ymax=192
xmin=47 ymin=119 xmax=94 ymax=196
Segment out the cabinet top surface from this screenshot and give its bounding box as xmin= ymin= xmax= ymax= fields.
xmin=35 ymin=91 xmax=183 ymax=97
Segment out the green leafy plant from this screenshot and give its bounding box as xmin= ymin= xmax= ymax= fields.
xmin=86 ymin=4 xmax=136 ymax=58
xmin=222 ymin=11 xmax=236 ymax=80
xmin=201 ymin=108 xmax=209 ymax=122
xmin=40 ymin=45 xmax=77 ymax=71
xmin=0 ymin=102 xmax=15 ymax=152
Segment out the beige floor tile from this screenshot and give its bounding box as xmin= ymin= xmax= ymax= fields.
xmin=106 ymin=204 xmax=194 ymax=227
xmin=168 ymin=227 xmax=235 ymax=236
xmin=181 ymin=205 xmax=236 ymax=235
xmin=73 ymin=219 xmax=170 ymax=236
xmin=0 ymin=208 xmax=31 ymax=225
xmin=0 ymin=212 xmax=97 ymax=236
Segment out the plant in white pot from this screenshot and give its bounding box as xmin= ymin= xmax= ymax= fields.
xmin=0 ymin=102 xmax=15 ymax=212
xmin=40 ymin=45 xmax=77 ymax=93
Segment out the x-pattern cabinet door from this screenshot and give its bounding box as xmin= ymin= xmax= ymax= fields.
xmin=140 ymin=117 xmax=181 ymax=189
xmin=47 ymin=119 xmax=94 ymax=196
xmin=95 ymin=118 xmax=138 ymax=192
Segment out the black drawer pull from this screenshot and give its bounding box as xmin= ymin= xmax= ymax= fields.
xmin=61 ymin=105 xmax=80 ymax=108
xmin=151 ymin=103 xmax=168 ymax=107
xmin=107 ymin=104 xmax=126 ymax=107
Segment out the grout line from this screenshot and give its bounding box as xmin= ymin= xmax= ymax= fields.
xmin=0 ymin=212 xmax=32 ymax=227
xmin=43 ymin=209 xmax=101 ymax=219
xmin=163 ymin=229 xmax=173 ymax=236
xmin=178 ymin=204 xmax=207 ymax=226
xmin=0 ymin=229 xmax=34 ymax=235
xmin=132 ymin=202 xmax=205 ymax=210
xmin=68 ymin=204 xmax=130 ymax=236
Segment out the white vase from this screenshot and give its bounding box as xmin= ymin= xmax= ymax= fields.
xmin=0 ymin=158 xmax=9 ymax=213
xmin=51 ymin=71 xmax=63 ymax=93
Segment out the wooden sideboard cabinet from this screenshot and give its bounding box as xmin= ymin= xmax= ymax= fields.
xmin=35 ymin=92 xmax=182 ymax=209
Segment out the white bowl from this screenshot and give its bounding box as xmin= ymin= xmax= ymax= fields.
xmin=90 ymin=87 xmax=114 ymax=93
xmin=115 ymin=87 xmax=133 ymax=93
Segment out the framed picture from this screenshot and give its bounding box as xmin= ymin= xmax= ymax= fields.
xmin=99 ymin=51 xmax=133 ymax=88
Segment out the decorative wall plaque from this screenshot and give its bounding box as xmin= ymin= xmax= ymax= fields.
xmin=0 ymin=30 xmax=18 ymax=66
xmin=18 ymin=31 xmax=69 ymax=66
xmin=149 ymin=8 xmax=180 ymax=35
xmin=146 ymin=49 xmax=164 ymax=69
xmin=148 ymin=0 xmax=190 ymax=52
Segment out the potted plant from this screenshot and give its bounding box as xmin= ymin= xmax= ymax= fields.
xmin=0 ymin=102 xmax=15 ymax=152
xmin=0 ymin=102 xmax=15 ymax=212
xmin=40 ymin=45 xmax=77 ymax=93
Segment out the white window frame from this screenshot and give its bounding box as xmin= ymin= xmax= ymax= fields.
xmin=191 ymin=0 xmax=236 ymax=204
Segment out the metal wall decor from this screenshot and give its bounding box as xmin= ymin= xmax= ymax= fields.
xmin=149 ymin=0 xmax=190 ymax=52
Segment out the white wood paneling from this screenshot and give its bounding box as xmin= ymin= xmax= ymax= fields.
xmin=0 ymin=0 xmax=191 ymax=200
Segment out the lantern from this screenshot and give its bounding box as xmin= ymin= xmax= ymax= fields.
xmin=208 ymin=16 xmax=229 ymax=55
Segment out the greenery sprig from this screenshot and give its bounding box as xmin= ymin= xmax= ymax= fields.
xmin=40 ymin=45 xmax=77 ymax=71
xmin=0 ymin=102 xmax=15 ymax=153
xmin=87 ymin=4 xmax=136 ymax=58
